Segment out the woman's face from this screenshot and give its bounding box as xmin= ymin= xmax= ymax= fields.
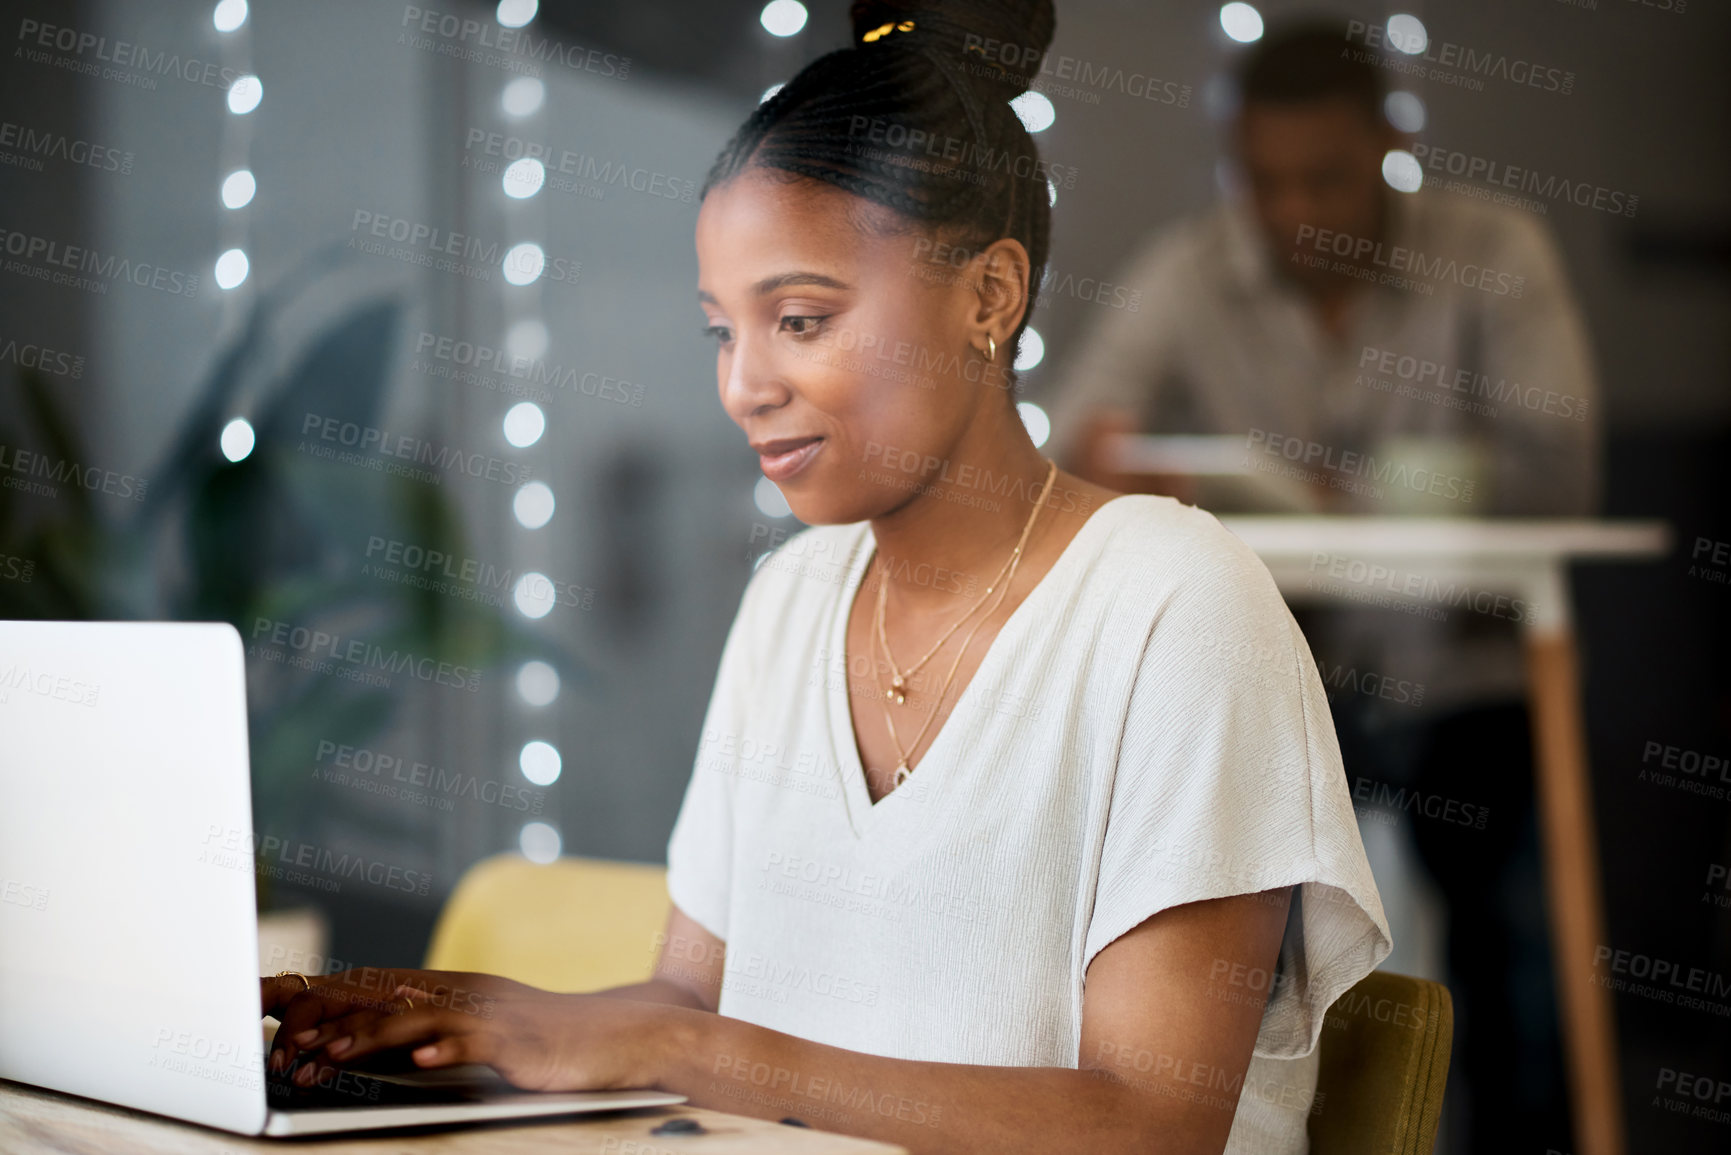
xmin=696 ymin=166 xmax=1007 ymax=525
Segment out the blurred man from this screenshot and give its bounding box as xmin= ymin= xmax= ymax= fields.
xmin=1046 ymin=20 xmax=1601 ymax=1155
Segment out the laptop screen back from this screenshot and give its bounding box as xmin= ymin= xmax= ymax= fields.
xmin=0 ymin=621 xmax=267 ymax=1134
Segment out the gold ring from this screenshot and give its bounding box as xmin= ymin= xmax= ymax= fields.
xmin=396 ymin=994 xmax=415 ymax=1014
xmin=275 ymin=970 xmax=312 ymax=993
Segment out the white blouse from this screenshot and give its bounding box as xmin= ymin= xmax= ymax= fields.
xmin=666 ymin=494 xmax=1391 ymax=1153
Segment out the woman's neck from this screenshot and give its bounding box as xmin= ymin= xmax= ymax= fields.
xmin=862 ymin=413 xmax=1078 ymax=617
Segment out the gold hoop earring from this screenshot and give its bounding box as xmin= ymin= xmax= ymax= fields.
xmin=985 ymin=334 xmax=997 ymax=361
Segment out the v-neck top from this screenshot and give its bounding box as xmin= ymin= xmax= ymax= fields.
xmin=828 ymin=491 xmax=1108 ymax=825
xmin=667 ymin=494 xmax=1391 ymax=1154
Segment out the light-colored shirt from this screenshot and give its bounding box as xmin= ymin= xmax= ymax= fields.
xmin=1043 ymin=191 xmax=1603 ymax=709
xmin=667 ymin=494 xmax=1391 ymax=1154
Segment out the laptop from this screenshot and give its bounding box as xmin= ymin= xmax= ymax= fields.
xmin=0 ymin=619 xmax=685 ymax=1135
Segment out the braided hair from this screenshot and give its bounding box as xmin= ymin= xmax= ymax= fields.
xmin=702 ymin=0 xmax=1058 ymax=389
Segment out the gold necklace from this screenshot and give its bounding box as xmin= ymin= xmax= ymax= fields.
xmin=873 ymin=457 xmax=1060 ymax=705
xmin=872 ymin=458 xmax=1059 ymax=787
xmin=872 ymin=534 xmax=1018 ymax=707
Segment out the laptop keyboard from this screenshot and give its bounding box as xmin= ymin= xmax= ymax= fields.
xmin=267 ymin=1058 xmax=499 ymax=1110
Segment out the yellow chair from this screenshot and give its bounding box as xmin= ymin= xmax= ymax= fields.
xmin=424 ymin=853 xmax=673 ymax=992
xmin=1309 ymin=970 xmax=1454 ymax=1155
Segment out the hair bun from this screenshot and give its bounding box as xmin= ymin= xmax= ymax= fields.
xmin=848 ymin=0 xmax=1056 ymax=102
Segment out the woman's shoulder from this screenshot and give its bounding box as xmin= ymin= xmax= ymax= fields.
xmin=1089 ymin=494 xmax=1280 ymax=600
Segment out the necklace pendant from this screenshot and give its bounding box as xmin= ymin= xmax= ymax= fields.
xmin=887 ymin=675 xmax=906 ymax=705
xmin=893 ymin=761 xmax=911 ymax=786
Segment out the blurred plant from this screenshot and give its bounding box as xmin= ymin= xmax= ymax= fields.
xmin=0 ymin=253 xmax=586 ymax=907
xmin=0 ymin=366 xmax=106 ymax=621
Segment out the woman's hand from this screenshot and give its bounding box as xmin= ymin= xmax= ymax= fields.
xmin=261 ymin=969 xmax=680 ymax=1093
xmin=262 ymin=968 xmax=515 ymax=1081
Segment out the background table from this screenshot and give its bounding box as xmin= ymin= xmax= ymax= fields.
xmin=0 ymin=1079 xmax=908 ymax=1154
xmin=1218 ymin=516 xmax=1670 ymax=1155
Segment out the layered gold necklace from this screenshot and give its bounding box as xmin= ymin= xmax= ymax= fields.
xmin=872 ymin=458 xmax=1059 ymax=788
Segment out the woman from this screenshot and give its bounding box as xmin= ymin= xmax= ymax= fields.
xmin=263 ymin=3 xmax=1390 ymax=1152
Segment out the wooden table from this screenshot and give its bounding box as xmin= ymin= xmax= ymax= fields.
xmin=1217 ymin=516 xmax=1670 ymax=1155
xmin=0 ymin=1078 xmax=908 ymax=1154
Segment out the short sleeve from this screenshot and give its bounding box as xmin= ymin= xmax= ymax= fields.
xmin=664 ymin=559 xmax=767 ymax=944
xmin=1082 ymin=518 xmax=1392 ymax=1059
